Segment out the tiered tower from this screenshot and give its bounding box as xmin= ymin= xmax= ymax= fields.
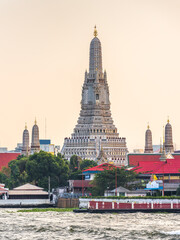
xmin=144 ymin=125 xmax=153 ymax=153
xmin=61 ymin=27 xmax=128 ymax=166
xmin=21 ymin=123 xmax=30 ymax=156
xmin=165 ymin=119 xmax=174 ymax=153
xmin=31 ymin=119 xmax=40 ymax=154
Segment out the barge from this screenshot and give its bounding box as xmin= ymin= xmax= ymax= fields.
xmin=74 ymin=198 xmax=180 ymax=213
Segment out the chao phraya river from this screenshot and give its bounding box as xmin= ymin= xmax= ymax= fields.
xmin=0 ymin=209 xmax=180 ymax=240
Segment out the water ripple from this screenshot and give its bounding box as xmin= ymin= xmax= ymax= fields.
xmin=0 ymin=210 xmax=179 ymax=239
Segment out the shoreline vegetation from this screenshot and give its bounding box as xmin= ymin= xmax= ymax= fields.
xmin=17 ymin=208 xmax=76 ymax=213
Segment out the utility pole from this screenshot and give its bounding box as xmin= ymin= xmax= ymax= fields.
xmin=115 ymin=167 xmax=117 ymax=196
xmin=48 ymin=176 xmax=50 ymax=198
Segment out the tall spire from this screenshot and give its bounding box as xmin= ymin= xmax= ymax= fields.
xmin=159 ymin=137 xmax=162 ymax=153
xmin=22 ymin=124 xmax=29 ymax=156
xmin=165 ymin=118 xmax=174 ymax=153
xmin=89 ymin=26 xmax=102 ymax=74
xmin=160 ymin=126 xmax=167 ymax=161
xmin=144 ymin=124 xmax=153 ymax=153
xmin=61 ymin=27 xmax=128 ymax=165
xmin=31 ymin=120 xmax=40 ymax=154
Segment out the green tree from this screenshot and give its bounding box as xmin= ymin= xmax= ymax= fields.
xmin=80 ymin=159 xmax=97 ymax=170
xmin=91 ymin=167 xmax=137 ymax=196
xmin=7 ymin=156 xmax=29 ymax=188
xmin=69 ymin=156 xmax=97 ymax=180
xmin=26 ymin=151 xmax=69 ymax=190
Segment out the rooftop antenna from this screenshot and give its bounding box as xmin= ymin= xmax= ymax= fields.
xmin=45 ymin=118 xmax=47 ymax=139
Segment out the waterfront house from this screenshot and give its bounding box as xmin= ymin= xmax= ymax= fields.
xmin=8 ymin=183 xmax=49 ymax=199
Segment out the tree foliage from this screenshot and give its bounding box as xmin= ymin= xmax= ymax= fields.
xmin=0 ymin=151 xmax=69 ymax=191
xmin=26 ymin=152 xmax=69 ymax=190
xmin=69 ymin=155 xmax=97 ymax=180
xmin=91 ymin=167 xmax=137 ymax=196
xmin=0 ymin=153 xmax=98 ymax=190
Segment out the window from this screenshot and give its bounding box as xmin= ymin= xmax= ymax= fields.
xmin=96 ymin=94 xmax=99 ymax=100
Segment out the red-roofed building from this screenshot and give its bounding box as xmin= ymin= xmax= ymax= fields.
xmin=0 ymin=153 xmax=20 ymax=171
xmin=83 ymin=163 xmax=121 ymax=180
xmin=132 ymin=159 xmax=180 ymax=183
xmin=127 ymin=153 xmax=180 ymax=167
xmin=68 ymin=180 xmax=93 ymax=195
xmin=68 ymin=163 xmax=120 ymax=195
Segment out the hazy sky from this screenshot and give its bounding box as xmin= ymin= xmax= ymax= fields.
xmin=0 ymin=0 xmax=180 ymax=151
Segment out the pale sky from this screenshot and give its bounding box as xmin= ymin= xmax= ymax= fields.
xmin=0 ymin=0 xmax=180 ymax=151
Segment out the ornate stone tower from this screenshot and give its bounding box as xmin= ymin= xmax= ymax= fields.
xmin=61 ymin=27 xmax=128 ymax=166
xmin=21 ymin=123 xmax=30 ymax=156
xmin=165 ymin=118 xmax=174 ymax=153
xmin=144 ymin=125 xmax=153 ymax=153
xmin=31 ymin=119 xmax=40 ymax=154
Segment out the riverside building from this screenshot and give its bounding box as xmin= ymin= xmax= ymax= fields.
xmin=61 ymin=27 xmax=128 ymax=166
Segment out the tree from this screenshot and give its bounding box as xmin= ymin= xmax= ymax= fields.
xmin=26 ymin=151 xmax=69 ymax=190
xmin=80 ymin=159 xmax=97 ymax=170
xmin=0 ymin=151 xmax=69 ymax=191
xmin=91 ymin=167 xmax=137 ymax=196
xmin=7 ymin=156 xmax=29 ymax=189
xmin=69 ymin=156 xmax=97 ymax=180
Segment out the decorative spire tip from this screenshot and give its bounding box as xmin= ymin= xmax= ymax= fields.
xmin=167 ymin=116 xmax=169 ymax=123
xmin=25 ymin=122 xmax=27 ymax=130
xmin=35 ymin=118 xmax=37 ymax=125
xmin=94 ymin=25 xmax=98 ymax=37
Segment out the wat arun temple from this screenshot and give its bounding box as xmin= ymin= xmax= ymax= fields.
xmin=61 ymin=27 xmax=128 ymax=166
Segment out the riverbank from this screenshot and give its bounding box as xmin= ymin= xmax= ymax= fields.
xmin=18 ymin=208 xmax=76 ymax=213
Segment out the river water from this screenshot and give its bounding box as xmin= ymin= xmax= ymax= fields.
xmin=0 ymin=209 xmax=179 ymax=240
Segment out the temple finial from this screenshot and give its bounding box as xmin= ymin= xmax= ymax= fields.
xmin=25 ymin=122 xmax=27 ymax=130
xmin=147 ymin=122 xmax=149 ymax=129
xmin=167 ymin=116 xmax=169 ymax=123
xmin=94 ymin=25 xmax=98 ymax=37
xmin=35 ymin=118 xmax=37 ymax=125
xmin=163 ymin=126 xmax=165 ymax=144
